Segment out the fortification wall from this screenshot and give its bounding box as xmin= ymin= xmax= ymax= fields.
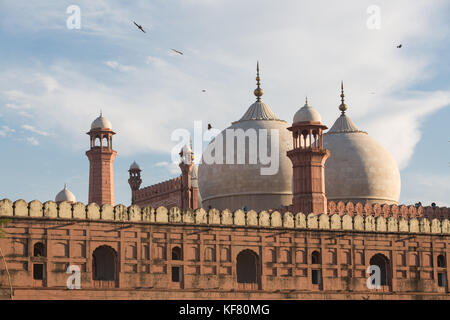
xmin=132 ymin=176 xmax=181 ymax=208
xmin=0 ymin=198 xmax=449 ymax=300
xmin=326 ymin=201 xmax=449 ymax=219
xmin=1 ymin=199 xmax=449 ymax=234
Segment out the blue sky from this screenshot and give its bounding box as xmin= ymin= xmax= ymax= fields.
xmin=0 ymin=0 xmax=449 ymax=206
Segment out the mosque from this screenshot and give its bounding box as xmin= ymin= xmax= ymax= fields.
xmin=0 ymin=64 xmax=448 ymax=300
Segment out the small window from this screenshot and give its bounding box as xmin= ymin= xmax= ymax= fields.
xmin=33 ymin=242 xmax=45 ymax=257
xmin=312 ymin=269 xmax=321 ymax=285
xmin=437 ymin=255 xmax=446 ymax=268
xmin=172 ymin=246 xmax=182 ymax=260
xmin=172 ymin=266 xmax=181 ymax=282
xmin=438 ymin=273 xmax=446 ymax=287
xmin=33 ymin=264 xmax=44 ymax=280
xmin=311 ymin=251 xmax=321 ymax=264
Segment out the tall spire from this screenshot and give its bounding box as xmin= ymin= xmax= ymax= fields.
xmin=254 ymin=61 xmax=264 ymax=102
xmin=339 ymin=81 xmax=348 ymax=115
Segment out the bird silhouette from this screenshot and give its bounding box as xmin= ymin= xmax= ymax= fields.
xmin=397 ymin=44 xmax=402 ymax=48
xmin=133 ymin=21 xmax=146 ymax=33
xmin=171 ymin=49 xmax=183 ymax=55
xmin=202 ymin=89 xmax=206 ymax=92
xmin=207 ymin=124 xmax=212 ymax=130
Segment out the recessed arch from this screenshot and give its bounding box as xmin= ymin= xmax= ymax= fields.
xmin=92 ymin=245 xmax=117 ymax=281
xmin=236 ymin=249 xmax=259 ymax=284
xmin=369 ymin=253 xmax=392 ymax=286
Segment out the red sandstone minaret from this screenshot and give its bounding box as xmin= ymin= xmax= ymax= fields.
xmin=86 ymin=113 xmax=117 ymax=206
xmin=287 ymin=97 xmax=330 ymax=214
xmin=128 ymin=161 xmax=142 ymax=203
xmin=179 ymin=145 xmax=198 ymax=210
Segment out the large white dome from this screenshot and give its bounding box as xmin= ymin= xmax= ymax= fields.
xmin=323 ymin=113 xmax=401 ymax=205
xmin=198 ymin=100 xmax=293 ymax=211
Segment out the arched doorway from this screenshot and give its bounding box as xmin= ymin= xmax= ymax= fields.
xmin=369 ymin=253 xmax=392 ymax=288
xmin=236 ymin=249 xmax=260 ymax=290
xmin=92 ymin=245 xmax=117 ymax=287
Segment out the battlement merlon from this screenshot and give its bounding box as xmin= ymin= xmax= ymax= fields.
xmin=0 ymin=199 xmax=449 ymax=234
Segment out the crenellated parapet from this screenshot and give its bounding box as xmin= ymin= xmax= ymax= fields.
xmin=326 ymin=200 xmax=450 ymax=220
xmin=1 ymin=198 xmax=449 ymax=235
xmin=133 ymin=176 xmax=182 ymax=202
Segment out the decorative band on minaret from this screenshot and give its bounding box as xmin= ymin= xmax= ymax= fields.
xmin=287 ymin=98 xmax=330 ymax=214
xmin=86 ymin=113 xmax=117 ymax=206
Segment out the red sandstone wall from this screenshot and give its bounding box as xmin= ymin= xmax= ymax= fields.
xmin=0 ymin=216 xmax=448 ymax=300
xmin=133 ymin=177 xmax=181 ymax=209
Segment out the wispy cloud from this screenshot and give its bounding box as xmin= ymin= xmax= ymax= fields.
xmin=0 ymin=125 xmax=15 ymax=137
xmin=21 ymin=124 xmax=50 ymax=136
xmin=26 ymin=137 xmax=39 ymax=146
xmin=155 ymin=161 xmax=180 ymax=175
xmin=104 ymin=61 xmax=136 ymax=72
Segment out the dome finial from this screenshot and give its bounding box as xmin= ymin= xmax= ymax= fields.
xmin=339 ymin=81 xmax=348 ymax=115
xmin=253 ymin=61 xmax=264 ymax=102
xmin=100 ymin=109 xmax=102 ymax=117
xmin=305 ymin=96 xmax=308 ymax=106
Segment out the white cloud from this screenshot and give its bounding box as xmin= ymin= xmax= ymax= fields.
xmin=26 ymin=137 xmax=39 ymax=146
xmin=0 ymin=0 xmax=449 ymax=175
xmin=0 ymin=125 xmax=15 ymax=137
xmin=104 ymin=61 xmax=136 ymax=72
xmin=21 ymin=124 xmax=50 ymax=137
xmin=155 ymin=161 xmax=180 ymax=175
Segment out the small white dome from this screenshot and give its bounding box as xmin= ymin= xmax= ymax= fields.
xmin=293 ymin=100 xmax=322 ymax=123
xmin=130 ymin=161 xmax=140 ymax=170
xmin=91 ymin=114 xmax=112 ymax=130
xmin=55 ymin=185 xmax=76 ymax=203
xmin=181 ymin=144 xmax=192 ymax=154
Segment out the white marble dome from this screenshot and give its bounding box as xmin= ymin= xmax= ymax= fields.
xmin=293 ymin=99 xmax=322 ymax=123
xmin=55 ymin=185 xmax=76 ymax=203
xmin=91 ymin=113 xmax=112 ymax=130
xmin=198 ymin=99 xmax=293 ymax=211
xmin=323 ymin=112 xmax=401 ymax=205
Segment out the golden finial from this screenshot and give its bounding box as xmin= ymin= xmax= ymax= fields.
xmin=339 ymin=81 xmax=348 ymax=114
xmin=254 ymin=61 xmax=264 ymax=101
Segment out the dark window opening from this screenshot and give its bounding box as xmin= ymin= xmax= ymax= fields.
xmin=370 ymin=254 xmax=391 ymax=286
xmin=237 ymin=250 xmax=258 ymax=284
xmin=437 ymin=255 xmax=446 ymax=268
xmin=438 ymin=273 xmax=446 ymax=287
xmin=311 ymin=251 xmax=321 ymax=264
xmin=33 ymin=242 xmax=45 ymax=257
xmin=172 ymin=246 xmax=182 ymax=260
xmin=33 ymin=264 xmax=43 ymax=280
xmin=312 ymin=269 xmax=321 ymax=285
xmin=172 ymin=266 xmax=181 ymax=282
xmin=93 ymin=245 xmax=117 ymax=281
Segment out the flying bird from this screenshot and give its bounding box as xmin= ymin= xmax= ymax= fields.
xmin=171 ymin=49 xmax=183 ymax=55
xmin=397 ymin=44 xmax=402 ymax=48
xmin=207 ymin=124 xmax=212 ymax=130
xmin=202 ymin=89 xmax=206 ymax=92
xmin=133 ymin=21 xmax=146 ymax=33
